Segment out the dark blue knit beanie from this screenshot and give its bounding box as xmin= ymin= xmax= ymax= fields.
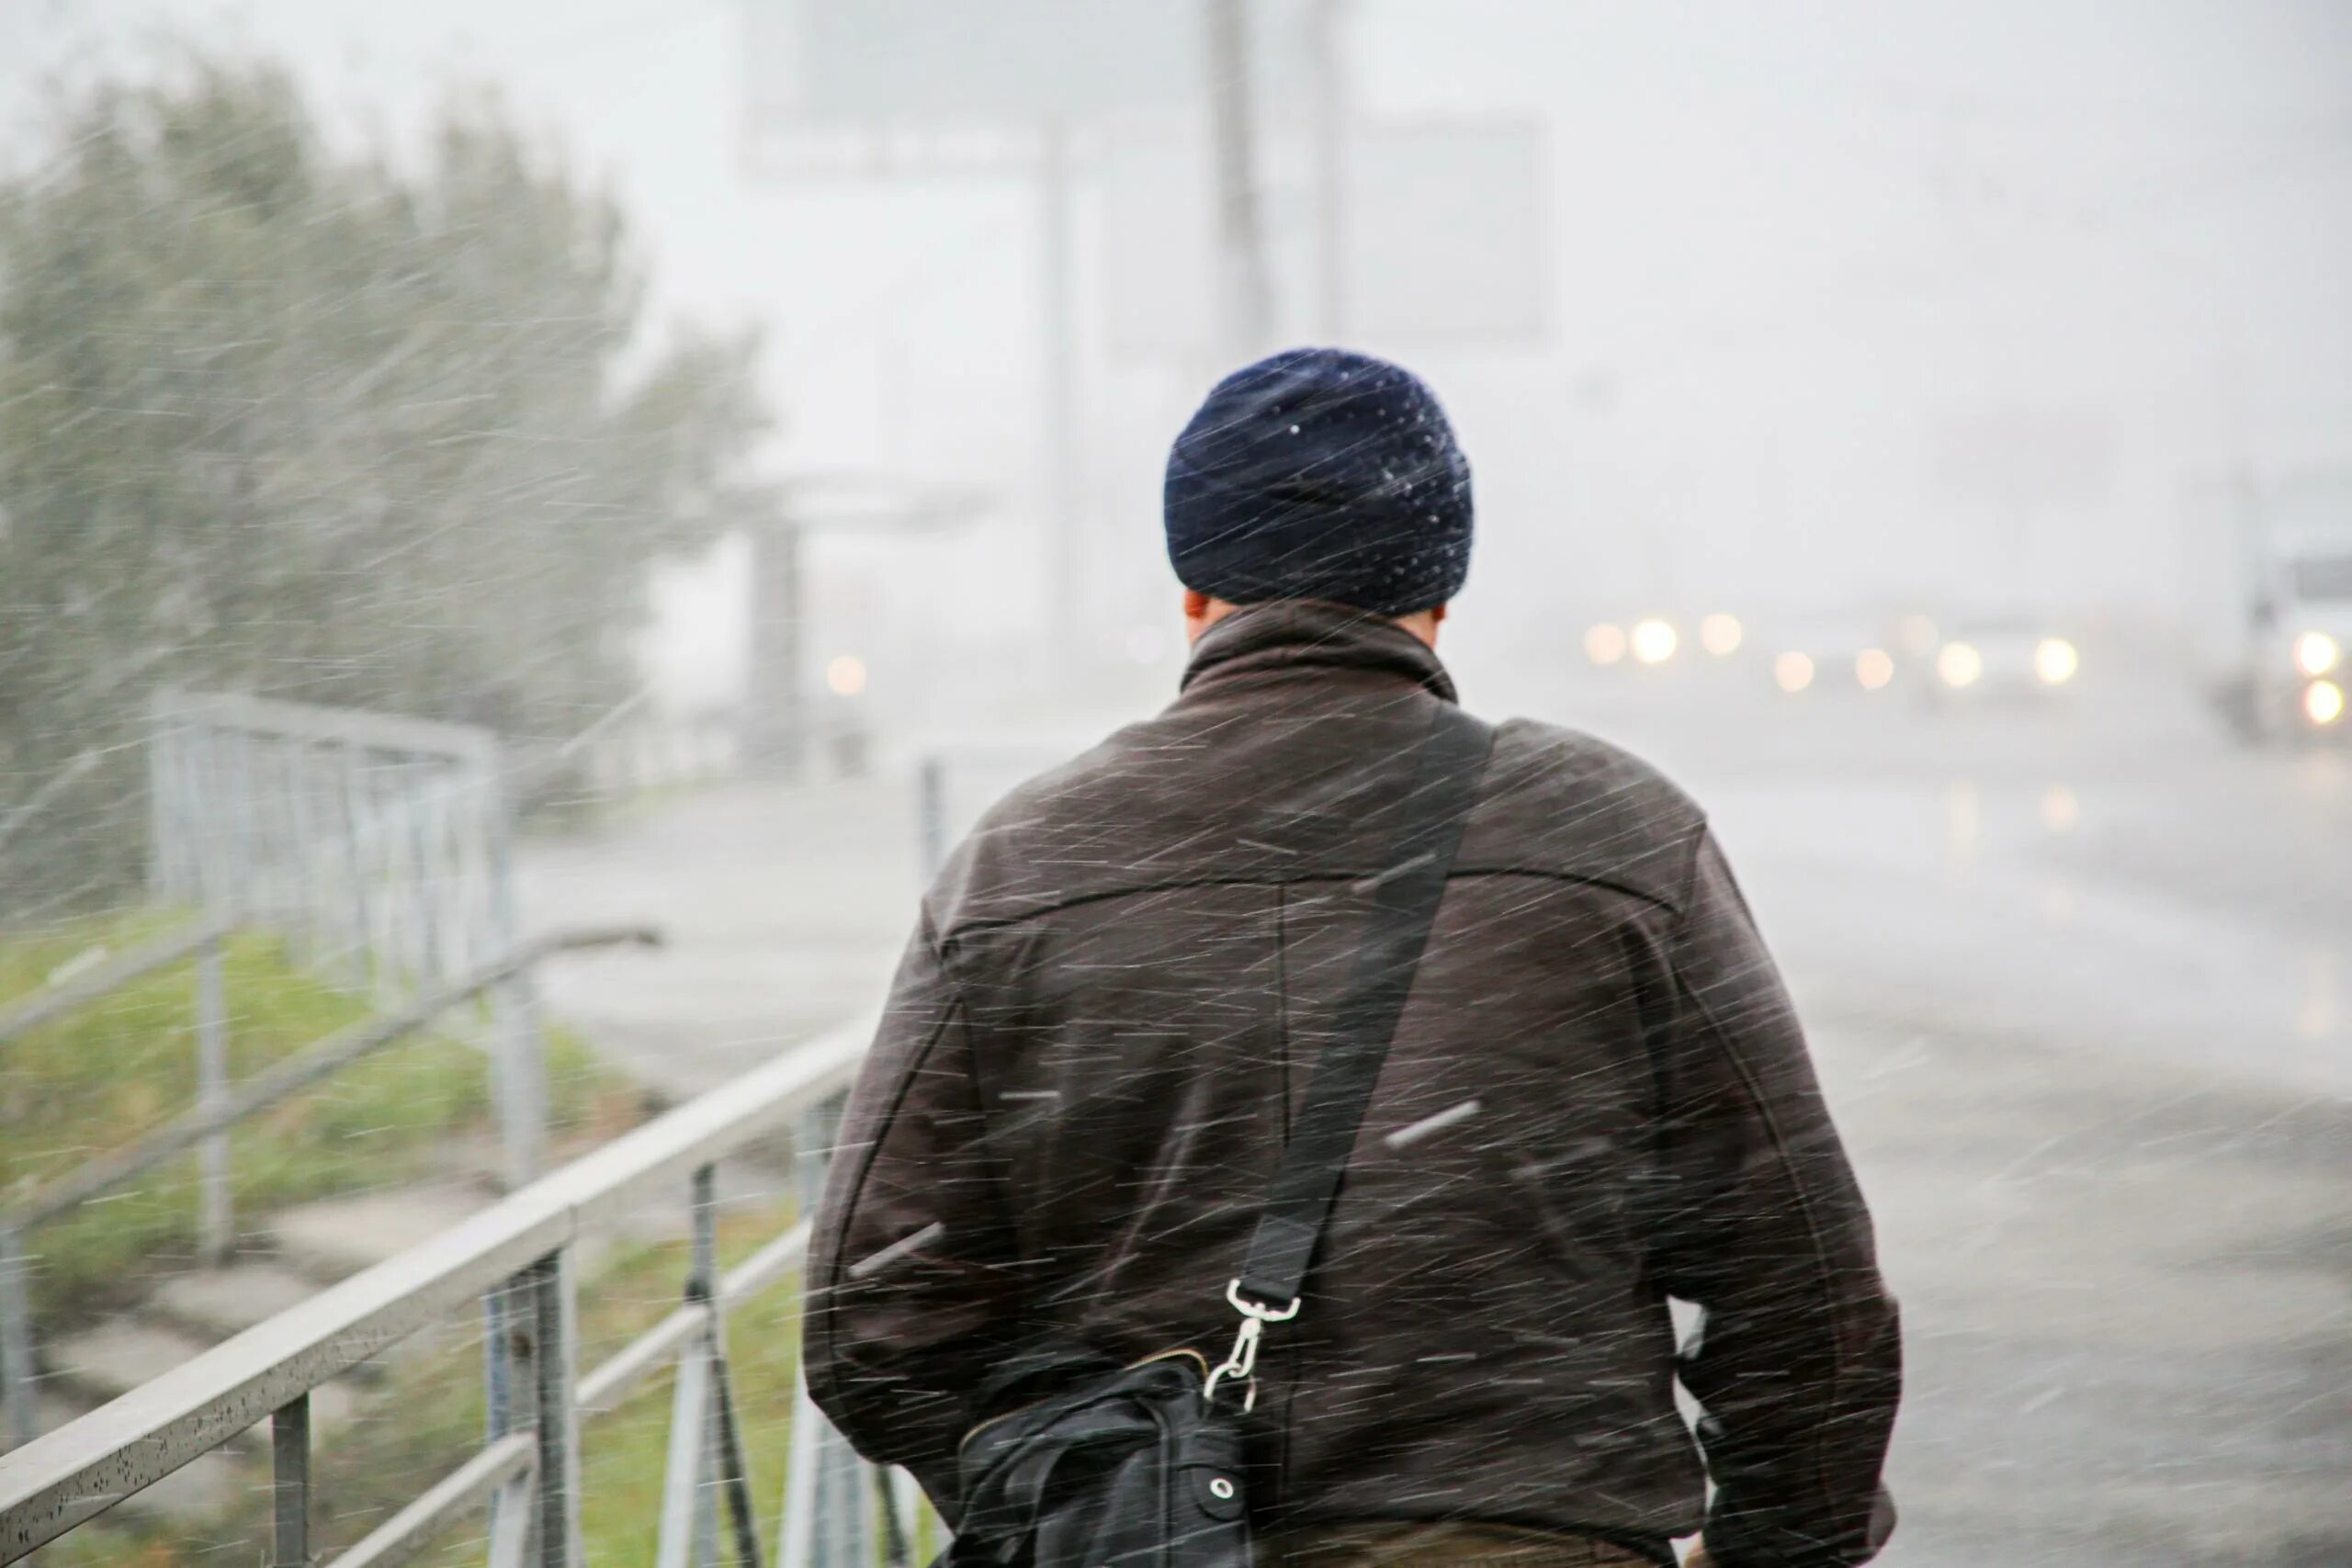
xmin=1164 ymin=346 xmax=1473 ymax=617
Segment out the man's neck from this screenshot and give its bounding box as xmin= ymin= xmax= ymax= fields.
xmin=1185 ymin=595 xmax=1444 ymax=649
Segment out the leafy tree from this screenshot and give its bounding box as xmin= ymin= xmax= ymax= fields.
xmin=0 ymin=56 xmax=771 ymax=911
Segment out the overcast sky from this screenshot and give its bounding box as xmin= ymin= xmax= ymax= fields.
xmin=9 ymin=0 xmax=2348 ymax=707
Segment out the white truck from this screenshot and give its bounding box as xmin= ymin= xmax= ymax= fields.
xmin=2183 ymin=468 xmax=2352 ymax=742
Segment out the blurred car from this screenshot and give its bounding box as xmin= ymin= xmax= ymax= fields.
xmin=1582 ymin=611 xmax=1750 ymax=674
xmin=1761 ymin=614 xmax=1903 ymax=697
xmin=1926 ymin=615 xmax=2080 ymax=704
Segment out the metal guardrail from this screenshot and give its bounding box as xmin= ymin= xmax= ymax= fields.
xmin=0 ymin=912 xmax=240 ymax=1051
xmin=0 ymin=923 xmax=661 ymax=1454
xmin=0 ymin=1020 xmax=890 ymax=1568
xmin=0 ymin=750 xmax=104 ymax=859
xmin=148 ymin=688 xmax=514 ymax=1000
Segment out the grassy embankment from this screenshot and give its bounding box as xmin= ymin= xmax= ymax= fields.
xmin=0 ymin=909 xmax=633 ymax=1329
xmin=6 ymin=911 xmax=879 ymax=1564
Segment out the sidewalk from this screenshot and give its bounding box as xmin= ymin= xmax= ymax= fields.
xmin=1811 ymin=1014 xmax=2351 ymax=1566
xmin=515 ymin=763 xmax=2351 ymax=1566
xmin=517 ymin=775 xmax=924 ymax=1099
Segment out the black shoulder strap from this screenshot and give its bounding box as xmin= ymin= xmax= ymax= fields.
xmin=1233 ymin=703 xmax=1494 ymax=1314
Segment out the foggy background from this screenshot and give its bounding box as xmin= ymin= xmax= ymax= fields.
xmin=1 ymin=3 xmax=2346 ymax=1566
xmin=15 ymin=0 xmax=2349 ymax=724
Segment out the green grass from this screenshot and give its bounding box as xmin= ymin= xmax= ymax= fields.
xmin=48 ymin=1207 xmax=844 ymax=1567
xmin=0 ymin=908 xmax=637 ymax=1331
xmin=1 ymin=908 xmax=878 ymax=1567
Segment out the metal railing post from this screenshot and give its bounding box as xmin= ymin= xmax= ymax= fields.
xmin=493 ymin=973 xmax=548 ymax=1191
xmin=657 ymin=1344 xmax=716 ymax=1568
xmin=0 ymin=1225 xmax=35 ymax=1451
xmin=690 ymin=1164 xmax=723 ymax=1567
xmin=286 ymin=741 xmax=322 ymax=967
xmin=483 ymin=1271 xmax=532 ymax=1568
xmin=227 ymin=722 xmax=257 ymax=919
xmin=0 ymin=1020 xmax=864 ymax=1562
xmin=527 ymin=1252 xmax=582 ymax=1568
xmin=271 ymin=1393 xmax=311 ymax=1567
xmin=487 ymin=752 xmax=542 ymax=1190
xmin=409 ymin=767 xmax=445 ymax=987
xmin=196 ymin=934 xmax=232 ymax=1265
xmin=779 ymin=1095 xmax=872 ymax=1568
xmin=658 ymin=1164 xmax=719 ymax=1568
xmin=341 ymin=743 xmax=374 ymax=989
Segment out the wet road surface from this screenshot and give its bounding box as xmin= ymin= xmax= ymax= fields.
xmin=522 ymin=640 xmax=2350 ymax=1566
xmin=1524 ymin=650 xmax=2351 ymax=1567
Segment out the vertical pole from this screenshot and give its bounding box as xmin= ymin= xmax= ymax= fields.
xmin=465 ymin=761 xmax=500 ymax=976
xmin=1311 ymin=0 xmax=1350 ymax=340
xmin=873 ymin=1464 xmax=913 ymax=1568
xmin=492 ymin=972 xmax=548 ymax=1192
xmin=485 ymin=1273 xmax=536 ymax=1568
xmin=196 ymin=935 xmax=232 ymax=1266
xmin=403 ymin=764 xmax=435 ymax=990
xmin=657 ymin=1353 xmax=716 ymax=1568
xmin=1205 ymin=0 xmax=1272 ymax=360
xmin=660 ymin=1164 xmax=724 ymax=1568
xmin=916 ymin=756 xmax=948 ymax=887
xmin=1038 ymin=119 xmax=1082 ymax=668
xmin=745 ymin=519 xmax=808 ymax=780
xmin=250 ymin=739 xmax=281 ymax=931
xmin=481 ymin=751 xmax=515 ymax=975
xmin=288 ymin=742 xmax=321 ymax=966
xmin=711 ymin=1364 xmax=767 ymax=1568
xmin=0 ymin=1224 xmax=36 ymax=1451
xmin=411 ymin=771 xmax=441 ymax=984
xmin=528 ymin=1251 xmax=582 ymax=1568
xmin=227 ymin=721 xmax=257 ymax=922
xmin=186 ymin=720 xmax=220 ymax=912
xmin=272 ymin=1393 xmax=311 ymax=1567
xmin=148 ymin=692 xmax=180 ymax=900
xmin=779 ymin=1096 xmax=872 ymax=1568
xmin=485 ymin=751 xmax=543 ymax=1190
xmin=690 ymin=1164 xmax=722 ymax=1568
xmin=342 ymin=744 xmax=374 ymax=989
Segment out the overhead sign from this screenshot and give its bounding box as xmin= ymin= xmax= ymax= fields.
xmin=1102 ymin=118 xmax=1551 ymax=356
xmin=1932 ymin=408 xmax=2115 ymax=508
xmin=743 ymin=0 xmax=1309 ymax=132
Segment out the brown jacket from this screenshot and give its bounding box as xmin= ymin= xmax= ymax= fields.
xmin=805 ymin=603 xmax=1900 ymax=1568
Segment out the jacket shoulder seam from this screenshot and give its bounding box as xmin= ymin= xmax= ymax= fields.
xmin=807 ymin=975 xmax=967 ymax=1424
xmin=1668 ymin=954 xmax=1851 ymax=1532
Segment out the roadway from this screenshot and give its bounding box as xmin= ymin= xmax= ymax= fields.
xmin=1510 ymin=647 xmax=2350 ymax=1567
xmin=520 ymin=635 xmax=2350 ymax=1567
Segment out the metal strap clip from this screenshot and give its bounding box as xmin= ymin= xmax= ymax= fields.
xmin=1202 ymin=1280 xmax=1301 ymax=1413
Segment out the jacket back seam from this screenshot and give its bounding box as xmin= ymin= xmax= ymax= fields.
xmin=937 ymin=864 xmax=1688 ymax=951
xmin=807 ymin=991 xmax=967 ymax=1425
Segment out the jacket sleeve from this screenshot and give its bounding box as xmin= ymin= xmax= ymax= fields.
xmin=1648 ymin=829 xmax=1901 ymax=1568
xmin=801 ymin=911 xmax=1024 ymax=1516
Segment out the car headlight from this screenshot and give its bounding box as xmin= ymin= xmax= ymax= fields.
xmin=1775 ymin=651 xmax=1815 ymax=693
xmin=2033 ymin=637 xmax=2078 ymax=685
xmin=1585 ymin=623 xmax=1628 ymax=666
xmin=2295 ymin=630 xmax=2341 ymax=678
xmin=1631 ymin=618 xmax=1678 ymax=664
xmin=1700 ymin=613 xmax=1743 ymax=656
xmin=2307 ymin=679 xmax=2346 ymax=727
xmin=1856 ymin=649 xmax=1894 ymax=691
xmin=1937 ymin=641 xmax=1982 ymax=688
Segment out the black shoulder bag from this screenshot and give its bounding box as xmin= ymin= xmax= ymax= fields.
xmin=947 ymin=705 xmax=1496 ymax=1568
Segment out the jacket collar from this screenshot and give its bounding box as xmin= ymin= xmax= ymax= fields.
xmin=1179 ymin=600 xmax=1459 ymax=704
